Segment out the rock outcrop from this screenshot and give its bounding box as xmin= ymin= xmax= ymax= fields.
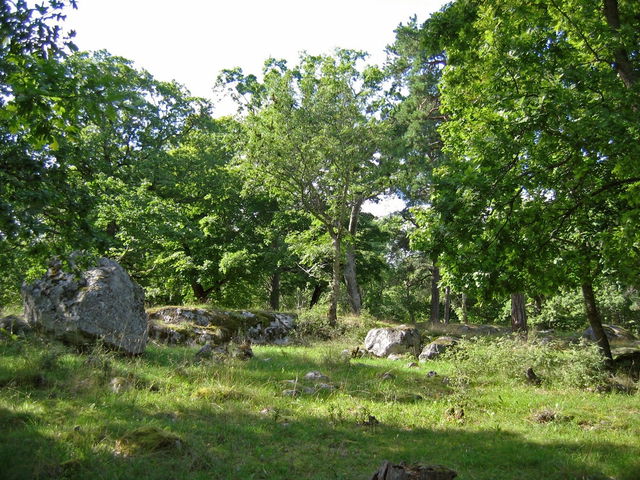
xmin=147 ymin=307 xmax=295 ymax=346
xmin=22 ymin=258 xmax=148 ymax=354
xmin=582 ymin=324 xmax=637 ymax=343
xmin=364 ymin=326 xmax=421 ymax=358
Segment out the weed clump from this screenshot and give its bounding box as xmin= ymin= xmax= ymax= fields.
xmin=114 ymin=426 xmax=184 ymax=457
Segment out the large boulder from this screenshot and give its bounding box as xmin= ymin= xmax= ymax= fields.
xmin=364 ymin=326 xmax=421 ymax=358
xmin=148 ymin=307 xmax=296 ymax=346
xmin=22 ymin=258 xmax=148 ymax=354
xmin=419 ymin=336 xmax=459 ymax=361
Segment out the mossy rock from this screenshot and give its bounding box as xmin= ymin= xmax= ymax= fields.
xmin=147 ymin=307 xmax=296 ymax=345
xmin=115 ymin=426 xmax=184 ymax=457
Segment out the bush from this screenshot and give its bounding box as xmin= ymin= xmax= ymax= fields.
xmin=446 ymin=336 xmax=609 ymax=390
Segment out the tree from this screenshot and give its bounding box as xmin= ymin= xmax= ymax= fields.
xmin=417 ymin=0 xmax=640 ymax=358
xmin=220 ymin=50 xmax=391 ymax=323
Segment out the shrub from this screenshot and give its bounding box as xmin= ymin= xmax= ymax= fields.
xmin=446 ymin=336 xmax=609 ymax=390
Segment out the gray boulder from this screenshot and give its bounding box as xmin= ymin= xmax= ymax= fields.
xmin=22 ymin=258 xmax=148 ymax=354
xmin=419 ymin=336 xmax=459 ymax=361
xmin=364 ymin=326 xmax=421 ymax=358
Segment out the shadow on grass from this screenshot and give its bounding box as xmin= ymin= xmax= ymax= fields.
xmin=1 ymin=341 xmax=638 ymax=480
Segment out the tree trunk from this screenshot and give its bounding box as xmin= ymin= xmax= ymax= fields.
xmin=510 ymin=292 xmax=527 ymax=333
xmin=603 ymin=0 xmax=638 ymax=89
xmin=443 ymin=286 xmax=451 ymax=324
xmin=430 ymin=264 xmax=440 ymax=323
xmin=327 ymin=234 xmax=342 ymax=325
xmin=310 ymin=283 xmax=325 ymax=308
xmin=269 ymin=271 xmax=280 ymax=311
xmin=581 ymin=282 xmax=613 ymax=361
xmin=344 ymin=201 xmax=363 ymax=315
xmin=191 ymin=281 xmax=208 ymax=303
xmin=461 ymin=293 xmax=468 ymax=324
xmin=344 ymin=246 xmax=361 ymax=315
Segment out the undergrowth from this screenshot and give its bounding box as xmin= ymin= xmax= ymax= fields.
xmin=0 ymin=330 xmax=638 ymax=480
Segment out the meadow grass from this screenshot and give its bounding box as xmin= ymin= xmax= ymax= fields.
xmin=0 ymin=333 xmax=638 ymax=479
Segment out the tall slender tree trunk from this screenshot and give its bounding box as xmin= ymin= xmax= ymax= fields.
xmin=461 ymin=293 xmax=468 ymax=324
xmin=269 ymin=271 xmax=280 ymax=311
xmin=344 ymin=201 xmax=363 ymax=315
xmin=581 ymin=282 xmax=613 ymax=361
xmin=603 ymin=0 xmax=638 ymax=90
xmin=443 ymin=286 xmax=451 ymax=324
xmin=510 ymin=292 xmax=527 ymax=333
xmin=430 ymin=264 xmax=440 ymax=323
xmin=327 ymin=234 xmax=342 ymax=325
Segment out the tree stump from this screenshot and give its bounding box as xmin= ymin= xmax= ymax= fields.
xmin=370 ymin=461 xmax=457 ymax=480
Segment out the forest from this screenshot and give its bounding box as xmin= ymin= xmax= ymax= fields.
xmin=2 ymin=0 xmax=639 ymax=353
xmin=1 ymin=1 xmax=640 ymax=479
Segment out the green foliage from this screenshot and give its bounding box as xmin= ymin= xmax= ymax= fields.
xmin=447 ymin=336 xmax=609 ymax=390
xmin=532 ymin=285 xmax=640 ymax=332
xmin=412 ymin=0 xmax=640 ymax=305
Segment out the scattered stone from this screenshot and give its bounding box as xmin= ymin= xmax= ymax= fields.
xmin=0 ymin=315 xmax=31 ymax=336
xmin=419 ymin=337 xmax=459 ymax=361
xmin=426 ymin=371 xmax=438 ymax=377
xmin=315 ymin=383 xmax=336 ymax=391
xmin=304 ymin=371 xmax=329 ymax=381
xmin=369 ymin=460 xmax=457 ymax=480
xmin=282 ymin=389 xmax=301 ymax=397
xmin=407 ymin=362 xmax=419 ymax=368
xmin=22 ymin=258 xmax=148 ymax=354
xmin=195 ymin=343 xmax=213 ymax=360
xmin=364 ymin=326 xmax=421 ymax=358
xmin=379 ymin=371 xmax=395 ymax=380
xmin=388 ymin=353 xmax=406 ymax=361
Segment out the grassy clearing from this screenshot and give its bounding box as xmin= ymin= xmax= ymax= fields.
xmin=0 ymin=333 xmax=638 ymax=480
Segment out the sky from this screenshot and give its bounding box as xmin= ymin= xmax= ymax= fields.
xmin=64 ymin=0 xmax=448 ymax=216
xmin=64 ymin=0 xmax=448 ymax=113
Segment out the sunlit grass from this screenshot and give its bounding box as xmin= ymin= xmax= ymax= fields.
xmin=0 ymin=335 xmax=638 ymax=479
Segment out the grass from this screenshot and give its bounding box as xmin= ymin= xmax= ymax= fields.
xmin=0 ymin=331 xmax=638 ymax=479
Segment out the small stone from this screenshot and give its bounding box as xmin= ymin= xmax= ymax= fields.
xmin=282 ymin=389 xmax=300 ymax=397
xmin=380 ymin=371 xmax=395 ymax=380
xmin=427 ymin=371 xmax=438 ymax=377
xmin=195 ymin=343 xmax=213 ymax=359
xmin=304 ymin=371 xmax=329 ymax=381
xmin=387 ymin=354 xmax=405 ymax=361
xmin=316 ymin=383 xmax=336 ymax=391
xmin=407 ymin=362 xmax=419 ymax=368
